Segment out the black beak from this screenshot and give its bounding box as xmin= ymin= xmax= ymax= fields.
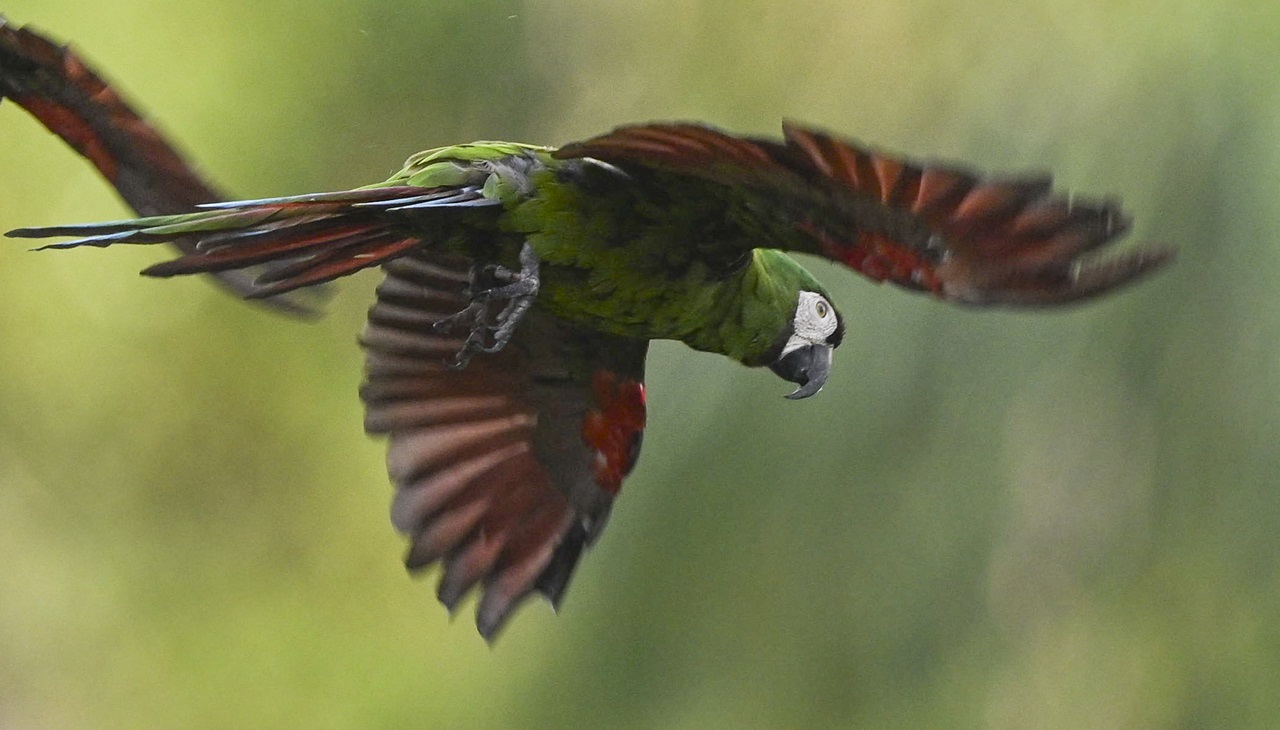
xmin=770 ymin=344 xmax=832 ymax=400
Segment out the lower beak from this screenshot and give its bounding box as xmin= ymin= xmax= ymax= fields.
xmin=770 ymin=344 xmax=832 ymax=400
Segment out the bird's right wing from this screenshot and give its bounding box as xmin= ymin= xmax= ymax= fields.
xmin=0 ymin=17 xmax=326 ymax=314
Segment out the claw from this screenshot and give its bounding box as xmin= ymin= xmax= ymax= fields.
xmin=438 ymin=243 xmax=541 ymax=369
xmin=432 ymin=301 xmax=485 ymax=334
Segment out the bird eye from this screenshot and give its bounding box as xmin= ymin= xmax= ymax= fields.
xmin=816 ymin=300 xmax=829 ymax=318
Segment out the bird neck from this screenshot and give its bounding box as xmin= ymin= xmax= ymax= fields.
xmin=673 ymin=250 xmax=796 ymax=367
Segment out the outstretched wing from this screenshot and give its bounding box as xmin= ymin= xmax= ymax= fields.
xmin=0 ymin=17 xmax=325 ymax=313
xmin=556 ymin=122 xmax=1174 ymax=306
xmin=9 ymin=146 xmax=641 ymax=638
xmin=361 ymin=251 xmax=648 ymax=640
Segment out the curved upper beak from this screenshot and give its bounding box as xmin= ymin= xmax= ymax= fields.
xmin=770 ymin=343 xmax=832 ymax=400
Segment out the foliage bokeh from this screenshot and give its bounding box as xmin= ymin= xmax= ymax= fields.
xmin=1 ymin=1 xmax=1277 ymax=727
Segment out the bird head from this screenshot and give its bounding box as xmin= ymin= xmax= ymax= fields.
xmin=769 ymin=290 xmax=844 ymax=399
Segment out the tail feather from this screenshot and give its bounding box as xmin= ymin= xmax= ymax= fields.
xmin=7 ymin=211 xmax=221 ymax=239
xmin=192 ymin=186 xmax=432 ymax=210
xmin=193 ymin=215 xmax=342 ymax=252
xmin=7 ymin=183 xmax=501 ymax=297
xmin=141 ymin=220 xmax=386 ymax=277
xmin=246 ymin=236 xmax=423 ymax=297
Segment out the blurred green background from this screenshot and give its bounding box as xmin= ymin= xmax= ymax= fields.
xmin=1 ymin=1 xmax=1277 ymax=727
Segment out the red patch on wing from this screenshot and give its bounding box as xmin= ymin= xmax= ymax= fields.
xmin=802 ymin=221 xmax=944 ymax=294
xmin=581 ymin=371 xmax=646 ymax=494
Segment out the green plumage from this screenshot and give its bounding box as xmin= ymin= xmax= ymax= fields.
xmin=3 ymin=18 xmax=1174 ymax=639
xmin=387 ymin=142 xmax=830 ymax=366
xmin=15 ymin=140 xmax=831 ymax=367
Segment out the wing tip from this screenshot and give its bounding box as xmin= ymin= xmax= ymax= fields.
xmin=1070 ymin=242 xmax=1177 ymax=298
xmin=399 ymin=513 xmax=594 ymax=642
xmin=945 ymin=241 xmax=1177 ymax=307
xmin=532 ymin=520 xmax=591 ymax=609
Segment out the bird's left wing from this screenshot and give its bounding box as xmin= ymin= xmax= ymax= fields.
xmin=556 ymin=122 xmax=1174 ymax=306
xmin=361 ymin=251 xmax=648 ymax=640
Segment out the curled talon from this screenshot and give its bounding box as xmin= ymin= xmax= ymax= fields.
xmin=437 ymin=242 xmax=541 ymax=369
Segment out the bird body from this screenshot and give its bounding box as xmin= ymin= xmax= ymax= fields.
xmin=32 ymin=140 xmax=835 ymax=367
xmin=1 ymin=17 xmax=1173 ymax=639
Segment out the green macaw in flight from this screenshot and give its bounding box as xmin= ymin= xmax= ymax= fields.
xmin=0 ymin=19 xmax=1173 ymax=639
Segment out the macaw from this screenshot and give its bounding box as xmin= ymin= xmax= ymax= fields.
xmin=0 ymin=19 xmax=1173 ymax=639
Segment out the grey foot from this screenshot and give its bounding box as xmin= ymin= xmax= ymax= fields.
xmin=434 ymin=243 xmax=540 ymax=369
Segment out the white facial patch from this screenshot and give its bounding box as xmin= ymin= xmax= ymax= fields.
xmin=781 ymin=291 xmax=839 ymax=356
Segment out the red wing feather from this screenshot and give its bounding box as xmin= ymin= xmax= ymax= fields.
xmin=557 ymin=122 xmax=1173 ymax=306
xmin=774 ymin=122 xmax=1177 ymax=305
xmin=360 ymin=252 xmax=648 ymax=640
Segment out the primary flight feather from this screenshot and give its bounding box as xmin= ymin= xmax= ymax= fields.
xmin=0 ymin=18 xmax=1173 ymax=640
